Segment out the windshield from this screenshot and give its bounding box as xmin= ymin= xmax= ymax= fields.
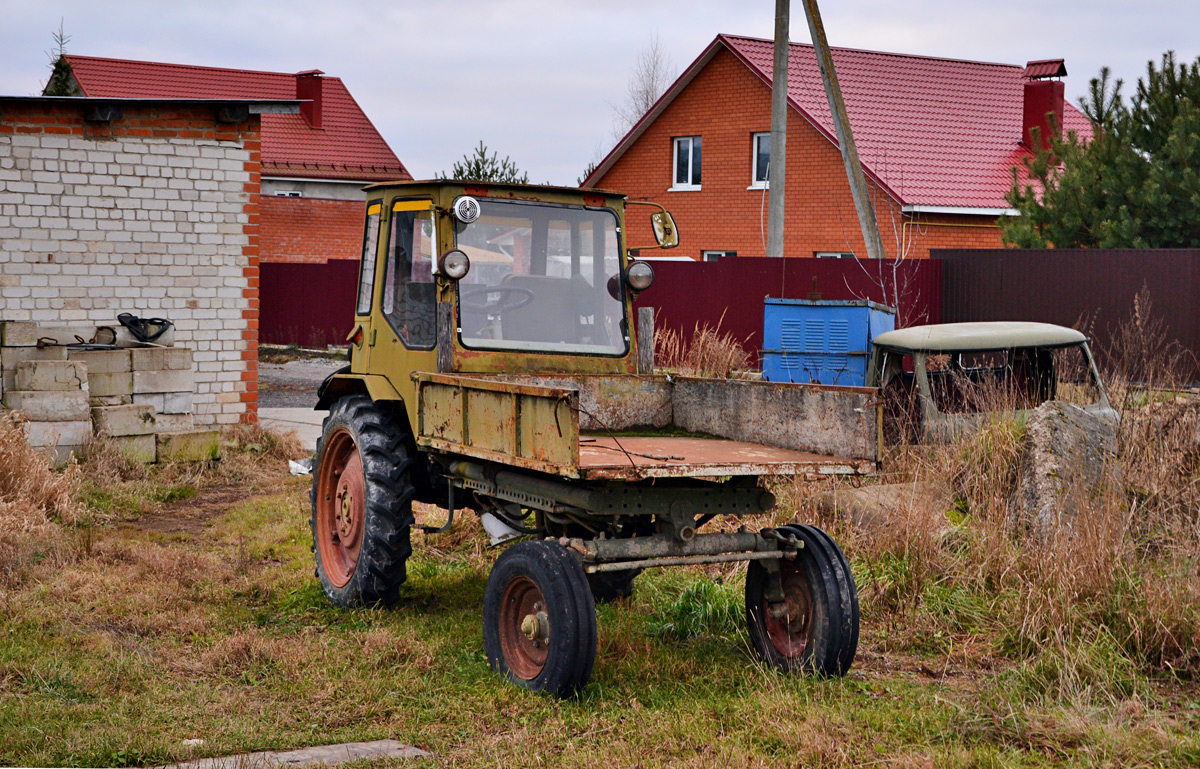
xmin=455 ymin=199 xmax=628 ymax=355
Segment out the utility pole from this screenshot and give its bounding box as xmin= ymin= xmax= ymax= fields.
xmin=800 ymin=0 xmax=886 ymax=260
xmin=765 ymin=0 xmax=789 ymax=258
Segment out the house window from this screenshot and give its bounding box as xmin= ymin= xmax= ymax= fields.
xmin=672 ymin=136 xmax=701 ymax=190
xmin=702 ymin=250 xmax=737 ymax=262
xmin=752 ymin=132 xmax=770 ymax=188
xmin=815 ymin=251 xmax=856 ymax=259
xmin=274 ymin=190 xmax=302 ymax=197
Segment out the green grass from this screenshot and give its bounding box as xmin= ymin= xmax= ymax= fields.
xmin=1 ymin=483 xmax=1198 ymax=767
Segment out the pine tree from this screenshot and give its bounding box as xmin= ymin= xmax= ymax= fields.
xmin=1003 ymin=52 xmax=1200 ymax=248
xmin=439 ymin=141 xmax=529 ymax=184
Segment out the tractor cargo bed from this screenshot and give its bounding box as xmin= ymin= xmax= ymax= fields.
xmin=415 ymin=373 xmax=879 ymax=480
xmin=577 ymin=435 xmax=873 ymax=480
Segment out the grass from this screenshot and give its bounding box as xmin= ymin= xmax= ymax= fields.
xmin=3 ymin=315 xmax=1200 ymax=765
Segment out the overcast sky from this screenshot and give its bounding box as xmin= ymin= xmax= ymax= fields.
xmin=2 ymin=1 xmax=1196 ymax=185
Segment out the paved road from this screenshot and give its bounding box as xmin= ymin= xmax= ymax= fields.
xmin=258 ymin=359 xmax=342 ymax=452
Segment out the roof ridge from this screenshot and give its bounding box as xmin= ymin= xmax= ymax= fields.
xmin=717 ymin=33 xmax=1023 ymax=71
xmin=64 ymin=54 xmax=315 ymax=80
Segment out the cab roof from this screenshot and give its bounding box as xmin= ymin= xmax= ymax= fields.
xmin=363 ymin=178 xmax=625 ymax=198
xmin=873 ymin=322 xmax=1087 ymax=352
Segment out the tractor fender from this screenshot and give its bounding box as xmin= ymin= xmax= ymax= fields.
xmin=315 ymin=370 xmax=404 ymax=411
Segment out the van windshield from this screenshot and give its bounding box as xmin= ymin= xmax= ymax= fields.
xmin=455 ymin=199 xmax=628 ymax=356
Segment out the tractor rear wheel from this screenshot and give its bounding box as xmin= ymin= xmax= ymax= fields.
xmin=483 ymin=540 xmax=597 ymax=698
xmin=311 ymin=395 xmax=415 ymax=607
xmin=745 ymin=524 xmax=859 ymax=675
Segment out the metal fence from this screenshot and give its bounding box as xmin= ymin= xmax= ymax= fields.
xmin=261 ymin=260 xmax=360 ymax=348
xmin=633 ymin=257 xmax=942 ymax=364
xmin=936 ymin=248 xmax=1200 ymax=379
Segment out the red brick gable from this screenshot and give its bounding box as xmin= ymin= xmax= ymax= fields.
xmin=260 ymin=197 xmax=364 ymax=264
xmin=63 ymin=55 xmax=409 ymax=183
xmin=587 ymin=34 xmax=1091 ymax=211
xmin=594 ymin=48 xmax=1005 ymax=260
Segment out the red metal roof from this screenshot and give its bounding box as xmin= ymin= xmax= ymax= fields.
xmin=588 ymin=35 xmax=1091 ymax=210
xmin=63 ymin=55 xmax=410 ymax=182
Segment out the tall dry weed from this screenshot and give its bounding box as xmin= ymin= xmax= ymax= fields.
xmin=0 ymin=414 xmax=83 ymax=529
xmin=654 ymin=314 xmax=753 ymax=378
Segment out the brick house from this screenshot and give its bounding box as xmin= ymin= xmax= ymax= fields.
xmin=584 ymin=34 xmax=1091 ymax=261
xmin=55 ymin=56 xmax=411 ymax=266
xmin=0 ymin=95 xmax=287 ymax=424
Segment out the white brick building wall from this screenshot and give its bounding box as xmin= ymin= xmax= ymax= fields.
xmin=0 ymin=100 xmax=264 ymax=425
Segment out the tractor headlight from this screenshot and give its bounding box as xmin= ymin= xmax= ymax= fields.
xmin=625 ymin=260 xmax=654 ymax=292
xmin=438 ymin=249 xmax=471 ymax=280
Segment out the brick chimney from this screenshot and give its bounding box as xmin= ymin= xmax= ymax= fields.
xmin=1022 ymin=59 xmax=1067 ymax=151
xmin=295 ymin=69 xmax=325 ymax=129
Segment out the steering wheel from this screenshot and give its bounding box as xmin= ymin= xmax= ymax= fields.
xmin=459 ymin=285 xmax=535 ymax=313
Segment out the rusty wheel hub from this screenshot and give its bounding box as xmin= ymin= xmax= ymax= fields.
xmin=315 ymin=429 xmax=365 ymax=588
xmin=498 ymin=576 xmax=549 ymax=681
xmin=763 ymin=562 xmax=813 ymax=658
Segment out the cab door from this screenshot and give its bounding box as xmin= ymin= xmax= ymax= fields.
xmin=350 ymin=202 xmax=383 ymax=374
xmin=373 ymin=198 xmax=439 ymax=431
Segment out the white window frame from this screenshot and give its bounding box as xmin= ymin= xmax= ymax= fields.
xmin=750 ymin=132 xmax=770 ymax=189
xmin=702 ymin=250 xmax=736 ymax=262
xmin=670 ymin=136 xmax=702 ymax=191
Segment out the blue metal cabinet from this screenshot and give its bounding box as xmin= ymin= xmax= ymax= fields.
xmin=762 ymin=298 xmax=896 ymax=386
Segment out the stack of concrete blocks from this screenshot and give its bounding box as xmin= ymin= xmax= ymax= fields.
xmin=1 ymin=320 xmax=220 ymax=464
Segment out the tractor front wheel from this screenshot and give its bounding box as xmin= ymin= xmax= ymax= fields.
xmin=311 ymin=396 xmax=415 ymax=607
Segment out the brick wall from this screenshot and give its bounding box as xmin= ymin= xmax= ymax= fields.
xmin=0 ymin=100 xmax=261 ymax=425
xmin=595 ymin=48 xmax=1004 ymax=259
xmin=260 ymin=195 xmax=362 ymax=264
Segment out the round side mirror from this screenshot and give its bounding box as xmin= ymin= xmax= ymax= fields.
xmin=438 ymin=249 xmax=471 ymax=280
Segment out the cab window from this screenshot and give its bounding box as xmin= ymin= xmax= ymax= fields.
xmin=381 ymin=200 xmax=437 ymax=349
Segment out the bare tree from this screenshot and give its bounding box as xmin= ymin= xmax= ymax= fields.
xmin=611 ymin=33 xmax=677 ymax=138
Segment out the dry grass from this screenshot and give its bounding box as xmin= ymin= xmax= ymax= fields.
xmin=654 ymin=314 xmax=754 ymax=378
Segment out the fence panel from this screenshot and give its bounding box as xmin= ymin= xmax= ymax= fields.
xmin=261 ymin=260 xmax=360 ymax=347
xmin=936 ymin=248 xmax=1200 ymax=379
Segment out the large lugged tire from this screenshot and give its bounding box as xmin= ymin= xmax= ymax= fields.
xmin=311 ymin=395 xmax=415 ymax=607
xmin=745 ymin=524 xmax=859 ymax=675
xmin=483 ymin=540 xmax=597 ymax=699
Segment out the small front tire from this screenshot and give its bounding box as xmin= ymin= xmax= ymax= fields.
xmin=745 ymin=524 xmax=859 ymax=675
xmin=483 ymin=540 xmax=597 ymax=698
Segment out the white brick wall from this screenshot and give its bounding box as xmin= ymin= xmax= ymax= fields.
xmin=0 ymin=132 xmax=253 ymax=425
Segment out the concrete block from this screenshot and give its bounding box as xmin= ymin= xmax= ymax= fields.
xmin=92 ymin=404 xmax=157 ymax=437
xmin=31 ymin=325 xmax=99 ymax=346
xmin=3 ymin=389 xmax=90 ymax=421
xmin=133 ymin=368 xmax=193 ymax=394
xmin=1 ymin=346 xmax=68 ymax=393
xmin=163 ymin=347 xmax=193 ymax=370
xmin=0 ymin=321 xmax=39 ymax=347
xmin=89 ymin=372 xmax=134 ymax=398
xmin=154 ymin=412 xmax=194 ymax=432
xmin=23 ymin=419 xmax=92 ymax=448
xmin=129 ymin=347 xmax=164 ymax=370
xmin=156 ymin=429 xmax=220 ymax=462
xmin=33 ymin=444 xmax=84 ymax=468
xmin=132 ymin=392 xmax=165 ymax=413
xmin=15 ymin=360 xmax=88 ymax=392
xmin=130 ymin=347 xmax=191 ymax=371
xmin=111 ymin=433 xmax=157 ymax=463
xmin=162 ymin=391 xmax=194 ymax=414
xmin=68 ymin=348 xmax=131 ymax=374
xmin=90 ymin=394 xmax=133 ymax=407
